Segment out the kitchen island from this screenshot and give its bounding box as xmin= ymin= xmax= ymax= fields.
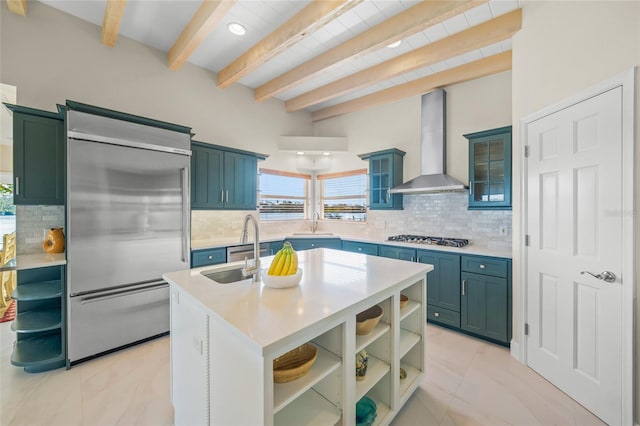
xmin=163 ymin=248 xmax=433 ymax=426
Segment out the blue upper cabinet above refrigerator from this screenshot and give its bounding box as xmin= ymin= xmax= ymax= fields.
xmin=191 ymin=141 xmax=265 ymax=210
xmin=465 ymin=126 xmax=512 ymax=210
xmin=5 ymin=104 xmax=65 ymax=205
xmin=358 ymin=148 xmax=405 ymax=210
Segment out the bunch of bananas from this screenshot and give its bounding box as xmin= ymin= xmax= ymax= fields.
xmin=268 ymin=242 xmax=298 ymax=276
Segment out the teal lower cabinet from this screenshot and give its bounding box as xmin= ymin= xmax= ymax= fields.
xmin=192 ymin=248 xmax=226 ymax=268
xmin=341 ymin=240 xmax=378 ymax=255
xmin=460 ymin=272 xmax=509 ymax=342
xmin=11 ymin=265 xmax=66 ymax=372
xmin=267 ymin=240 xmax=285 ymax=255
xmin=417 ymin=250 xmax=461 ymax=313
xmin=460 ymin=255 xmax=511 ymax=345
xmin=285 ymin=238 xmax=342 ymax=251
xmin=378 ymin=245 xmax=415 ymax=261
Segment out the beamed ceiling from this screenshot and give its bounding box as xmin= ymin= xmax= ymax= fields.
xmin=8 ymin=0 xmax=522 ymax=121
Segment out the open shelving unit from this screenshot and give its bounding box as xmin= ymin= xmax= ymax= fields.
xmin=10 ymin=265 xmax=66 ymax=373
xmin=183 ymin=271 xmax=427 ymax=425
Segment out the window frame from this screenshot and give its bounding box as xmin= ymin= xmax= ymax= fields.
xmin=258 ymin=168 xmax=311 ymax=222
xmin=317 ymin=168 xmax=367 ymax=222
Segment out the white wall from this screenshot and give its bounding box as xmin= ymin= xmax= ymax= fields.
xmin=511 ymin=1 xmax=640 ymax=422
xmin=313 ymin=71 xmax=512 ymax=182
xmin=0 ymin=1 xmax=313 ymax=171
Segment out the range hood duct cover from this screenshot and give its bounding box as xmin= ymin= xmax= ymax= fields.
xmin=388 ymin=89 xmax=467 ymax=194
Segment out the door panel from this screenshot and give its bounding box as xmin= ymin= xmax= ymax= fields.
xmin=68 ymin=139 xmax=190 ymax=295
xmin=68 ymin=283 xmax=169 ymax=362
xmin=526 ymin=87 xmax=623 ymax=425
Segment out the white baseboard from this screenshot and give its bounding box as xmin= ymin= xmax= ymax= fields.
xmin=510 ymin=339 xmax=521 ymax=362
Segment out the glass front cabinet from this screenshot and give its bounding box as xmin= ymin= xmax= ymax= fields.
xmin=465 ymin=126 xmax=512 ymax=210
xmin=358 ymin=148 xmax=405 ymax=210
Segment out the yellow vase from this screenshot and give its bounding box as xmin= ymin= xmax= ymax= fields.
xmin=43 ymin=228 xmax=65 ymax=254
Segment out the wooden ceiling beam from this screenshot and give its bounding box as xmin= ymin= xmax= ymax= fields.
xmin=217 ymin=0 xmax=363 ymax=89
xmin=311 ymin=50 xmax=512 ymax=122
xmin=6 ymin=0 xmax=27 ymax=16
xmin=255 ymin=0 xmax=485 ymax=102
xmin=102 ymin=0 xmax=128 ymax=47
xmin=168 ymin=0 xmax=237 ymax=71
xmin=287 ymin=9 xmax=521 ymax=112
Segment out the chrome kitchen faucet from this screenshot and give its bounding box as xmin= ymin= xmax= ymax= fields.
xmin=240 ymin=214 xmax=261 ymax=282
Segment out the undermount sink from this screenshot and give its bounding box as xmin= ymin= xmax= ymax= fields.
xmin=202 ymin=267 xmax=248 ymax=284
xmin=291 ymin=232 xmax=334 ymax=236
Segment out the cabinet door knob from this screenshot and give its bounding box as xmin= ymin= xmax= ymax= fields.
xmin=434 ymin=312 xmax=440 ymax=318
xmin=358 ymin=247 xmax=362 ymax=251
xmin=311 ymin=243 xmax=315 ymax=247
xmin=208 ymin=255 xmax=212 ymax=259
xmin=479 ymin=264 xmax=486 ymax=269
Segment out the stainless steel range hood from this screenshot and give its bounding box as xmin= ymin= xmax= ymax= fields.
xmin=388 ymin=89 xmax=467 ymax=194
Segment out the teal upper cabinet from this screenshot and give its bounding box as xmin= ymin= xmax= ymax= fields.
xmin=465 ymin=126 xmax=512 ymax=210
xmin=191 ymin=141 xmax=264 ymax=210
xmin=223 ymin=152 xmax=257 ymax=210
xmin=358 ymin=149 xmax=405 ymax=210
xmin=7 ymin=105 xmax=65 ymax=205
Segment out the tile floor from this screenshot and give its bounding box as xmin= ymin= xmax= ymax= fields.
xmin=0 ymin=322 xmax=605 ymax=426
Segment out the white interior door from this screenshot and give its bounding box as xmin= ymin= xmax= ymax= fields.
xmin=525 ymin=86 xmax=625 ymax=425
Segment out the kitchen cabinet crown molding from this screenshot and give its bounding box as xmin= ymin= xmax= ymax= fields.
xmin=65 ymin=100 xmax=192 ymax=135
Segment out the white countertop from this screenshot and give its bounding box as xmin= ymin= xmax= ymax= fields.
xmin=0 ymin=253 xmax=66 ymax=271
xmin=163 ymin=248 xmax=433 ymax=353
xmin=191 ymin=234 xmax=512 ymax=259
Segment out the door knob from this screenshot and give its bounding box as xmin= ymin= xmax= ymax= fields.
xmin=580 ymin=270 xmax=616 ymax=283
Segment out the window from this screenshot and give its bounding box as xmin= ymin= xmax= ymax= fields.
xmin=0 ymin=183 xmax=16 ymax=250
xmin=318 ymin=169 xmax=367 ymax=221
xmin=258 ymin=169 xmax=310 ymax=221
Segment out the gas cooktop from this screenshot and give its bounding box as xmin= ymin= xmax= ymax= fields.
xmin=387 ymin=234 xmax=470 ymax=248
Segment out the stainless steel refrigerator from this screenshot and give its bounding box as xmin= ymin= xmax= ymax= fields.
xmin=66 ymin=109 xmax=190 ymax=363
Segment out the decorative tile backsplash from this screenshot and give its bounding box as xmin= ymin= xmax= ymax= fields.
xmin=16 ymin=205 xmax=65 ymax=254
xmin=191 ymin=192 xmax=512 ymax=251
xmin=370 ymin=192 xmax=512 ymax=250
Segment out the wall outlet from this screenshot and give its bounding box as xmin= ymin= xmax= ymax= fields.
xmin=499 ymin=226 xmax=507 ymax=236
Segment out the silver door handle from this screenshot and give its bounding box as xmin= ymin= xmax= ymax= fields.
xmin=15 ymin=176 xmax=19 ymax=195
xmin=462 ymin=279 xmax=466 ymax=296
xmin=580 ymin=270 xmax=616 ymax=283
xmin=469 ymin=180 xmax=472 ymax=196
xmin=226 ymin=190 xmax=229 ymax=202
xmin=220 ymin=190 xmax=224 ymax=203
xmin=181 ymin=168 xmax=189 ymax=263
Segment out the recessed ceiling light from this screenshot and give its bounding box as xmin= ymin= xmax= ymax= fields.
xmin=297 ymin=151 xmax=305 ymax=156
xmin=387 ymin=40 xmax=402 ymax=48
xmin=227 ymin=22 xmax=246 ymax=36
xmin=322 ymin=152 xmax=331 ymax=156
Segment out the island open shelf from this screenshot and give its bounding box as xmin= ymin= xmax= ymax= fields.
xmin=165 ymin=248 xmax=432 ymax=426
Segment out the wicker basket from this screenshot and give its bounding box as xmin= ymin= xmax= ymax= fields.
xmin=273 ymin=343 xmax=318 ymax=383
xmin=400 ymin=294 xmax=409 ymax=309
xmin=356 ymin=305 xmax=383 ymax=335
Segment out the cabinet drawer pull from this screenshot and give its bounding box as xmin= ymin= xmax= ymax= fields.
xmin=462 ymin=279 xmax=466 ymax=296
xmin=434 ymin=312 xmax=440 ymax=318
xmin=479 ymin=264 xmax=486 ymax=269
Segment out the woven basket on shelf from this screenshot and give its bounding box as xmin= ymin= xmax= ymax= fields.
xmin=273 ymin=343 xmax=318 ymax=383
xmin=356 ymin=305 xmax=383 ymax=335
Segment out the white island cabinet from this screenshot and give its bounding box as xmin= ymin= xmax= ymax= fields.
xmin=163 ymin=248 xmax=433 ymax=426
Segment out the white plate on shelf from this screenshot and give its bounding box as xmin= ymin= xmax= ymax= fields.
xmin=262 ymin=268 xmax=302 ymax=289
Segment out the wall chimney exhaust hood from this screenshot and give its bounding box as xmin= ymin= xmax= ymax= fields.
xmin=388 ymin=90 xmax=467 ymax=194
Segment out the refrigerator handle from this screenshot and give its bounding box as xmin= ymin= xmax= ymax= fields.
xmin=181 ymin=167 xmax=189 ymax=263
